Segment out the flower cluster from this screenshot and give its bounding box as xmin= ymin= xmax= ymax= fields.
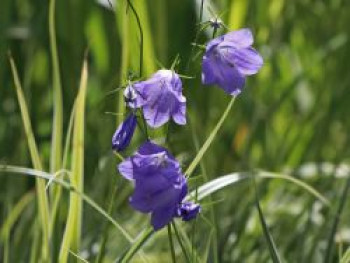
xmin=111 ymin=28 xmax=262 ymax=230
xmin=118 ymin=142 xmax=199 ymax=230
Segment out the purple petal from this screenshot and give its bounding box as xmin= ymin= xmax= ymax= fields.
xmin=202 ymin=53 xmax=217 ymax=85
xmin=151 ymin=206 xmax=176 ymax=230
xmin=172 ymin=98 xmax=186 ymax=125
xmin=223 ymin=28 xmax=254 ymax=48
xmin=232 ymin=47 xmax=263 ymax=75
xmin=212 ymin=59 xmax=246 ymax=95
xmin=129 ymin=187 xmax=153 ymax=213
xmin=137 ymin=141 xmax=167 ymax=155
xmin=118 ymin=158 xmax=134 ymax=181
xmin=143 ymin=89 xmax=173 ymax=128
xmin=111 ymin=114 xmax=137 ymax=151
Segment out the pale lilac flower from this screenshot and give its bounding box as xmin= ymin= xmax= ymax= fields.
xmin=131 ymin=70 xmax=186 ymax=128
xmin=202 ymin=28 xmax=263 ymax=95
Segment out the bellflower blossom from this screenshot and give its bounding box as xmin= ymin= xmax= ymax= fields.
xmin=112 ymin=113 xmax=137 ymax=152
xmin=126 ymin=70 xmax=186 ymax=128
xmin=118 ymin=141 xmax=199 ymax=230
xmin=202 ymin=28 xmax=263 ymax=95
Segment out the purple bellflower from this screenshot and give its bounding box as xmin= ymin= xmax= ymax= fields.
xmin=128 ymin=70 xmax=186 ymax=128
xmin=112 ymin=113 xmax=137 ymax=152
xmin=118 ymin=141 xmax=199 ymax=230
xmin=202 ymin=28 xmax=263 ymax=96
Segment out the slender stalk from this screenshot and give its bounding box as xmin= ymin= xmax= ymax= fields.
xmin=171 ymin=222 xmax=191 ymax=263
xmin=49 ymin=0 xmax=63 ymax=173
xmin=189 ymin=114 xmax=218 ymax=263
xmin=185 ymin=96 xmax=236 ymax=177
xmin=324 ymin=174 xmax=350 ymax=263
xmin=200 ymin=0 xmax=204 ymax=22
xmin=126 ymin=0 xmax=143 ymax=77
xmin=168 ymin=224 xmax=177 ymax=263
xmin=120 ymin=228 xmax=153 ymax=263
xmin=125 ymin=0 xmax=150 ymax=139
xmin=95 ymin=180 xmax=118 ymax=263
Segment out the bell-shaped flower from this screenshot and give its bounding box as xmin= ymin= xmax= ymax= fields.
xmin=111 ymin=113 xmax=137 ymax=152
xmin=202 ymin=28 xmax=263 ymax=95
xmin=131 ymin=70 xmax=186 ymax=128
xmin=118 ymin=141 xmax=188 ymax=230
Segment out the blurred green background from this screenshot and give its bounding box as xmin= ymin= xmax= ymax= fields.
xmin=1 ymin=0 xmax=350 ymax=262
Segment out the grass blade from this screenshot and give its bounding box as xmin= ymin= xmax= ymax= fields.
xmin=252 ymin=177 xmax=282 ymax=263
xmin=59 ymin=58 xmax=88 ymax=262
xmin=119 ymin=227 xmax=154 ymax=263
xmin=8 ymin=53 xmax=51 ymax=262
xmin=0 ymin=165 xmax=134 ymax=243
xmin=258 ymin=171 xmax=330 ymax=207
xmin=49 ymin=0 xmax=63 ymax=173
xmin=0 ymin=191 xmax=35 ymax=240
xmin=187 ymin=172 xmax=248 ymax=201
xmin=324 ymin=175 xmax=350 ymax=263
xmin=185 ymin=96 xmax=236 ymax=177
xmin=341 ymin=248 xmax=350 ymax=263
xmin=189 ymin=170 xmax=329 ymax=205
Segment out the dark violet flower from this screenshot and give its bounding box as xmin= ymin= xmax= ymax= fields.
xmin=177 ymin=201 xmax=201 ymax=221
xmin=111 ymin=113 xmax=137 ymax=152
xmin=130 ymin=70 xmax=186 ymax=128
xmin=202 ymin=28 xmax=263 ymax=96
xmin=118 ymin=141 xmax=188 ymax=230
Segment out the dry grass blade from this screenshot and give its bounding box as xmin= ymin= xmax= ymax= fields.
xmin=59 ymin=57 xmax=88 ymax=262
xmin=8 ymin=53 xmax=51 ymax=262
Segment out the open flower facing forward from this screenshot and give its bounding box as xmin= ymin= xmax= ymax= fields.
xmin=202 ymin=28 xmax=263 ymax=95
xmin=129 ymin=70 xmax=186 ymax=128
xmin=112 ymin=113 xmax=137 ymax=152
xmin=118 ymin=141 xmax=200 ymax=230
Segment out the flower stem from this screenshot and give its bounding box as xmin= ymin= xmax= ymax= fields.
xmin=168 ymin=224 xmax=177 ymax=263
xmin=126 ymin=0 xmax=143 ymax=77
xmin=200 ymin=0 xmax=204 ymax=22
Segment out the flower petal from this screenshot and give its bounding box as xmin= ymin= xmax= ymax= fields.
xmin=202 ymin=53 xmax=217 ymax=85
xmin=223 ymin=28 xmax=254 ymax=48
xmin=151 ymin=206 xmax=176 ymax=230
xmin=143 ymin=89 xmax=172 ymax=128
xmin=172 ymin=99 xmax=186 ymax=125
xmin=232 ymin=47 xmax=263 ymax=75
xmin=118 ymin=158 xmax=134 ymax=181
xmin=214 ymin=61 xmax=246 ymax=95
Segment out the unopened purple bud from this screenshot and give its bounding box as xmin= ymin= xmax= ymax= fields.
xmin=112 ymin=113 xmax=137 ymax=151
xmin=178 ymin=202 xmax=201 ymax=221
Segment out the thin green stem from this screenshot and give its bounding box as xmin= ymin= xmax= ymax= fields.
xmin=171 ymin=222 xmax=190 ymax=263
xmin=324 ymin=174 xmax=350 ymax=263
xmin=95 ymin=179 xmax=118 ymax=263
xmin=200 ymin=0 xmax=204 ymax=22
xmin=168 ymin=224 xmax=177 ymax=263
xmin=185 ymin=96 xmax=236 ymax=177
xmin=126 ymin=0 xmax=143 ymax=77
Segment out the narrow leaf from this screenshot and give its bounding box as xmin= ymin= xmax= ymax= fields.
xmin=59 ymin=58 xmax=88 ymax=262
xmin=185 ymin=96 xmax=236 ymax=177
xmin=8 ymin=53 xmax=51 ymax=262
xmin=252 ymin=177 xmax=282 ymax=263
